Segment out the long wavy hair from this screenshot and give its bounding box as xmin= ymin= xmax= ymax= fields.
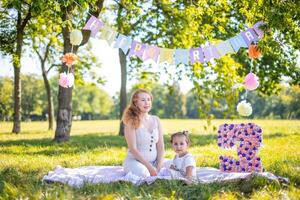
xmin=122 ymin=89 xmax=153 ymax=129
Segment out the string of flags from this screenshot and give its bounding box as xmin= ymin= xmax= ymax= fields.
xmin=59 ymin=13 xmax=265 ymax=117
xmin=81 ymin=16 xmax=265 ymax=65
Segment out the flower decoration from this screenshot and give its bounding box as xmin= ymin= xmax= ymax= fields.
xmin=244 ymin=73 xmax=259 ymax=91
xmin=237 ymin=100 xmax=252 ymax=116
xmin=218 ymin=123 xmax=263 ymax=173
xmin=61 ymin=53 xmax=78 ymax=67
xmin=70 ymin=29 xmax=83 ymax=46
xmin=248 ymin=44 xmax=261 ymax=59
xmin=59 ymin=72 xmax=74 ymax=88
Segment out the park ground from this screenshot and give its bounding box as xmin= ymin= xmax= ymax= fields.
xmin=0 ymin=119 xmax=299 ymax=199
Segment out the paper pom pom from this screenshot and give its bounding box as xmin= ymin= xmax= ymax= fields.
xmin=70 ymin=29 xmax=83 ymax=46
xmin=248 ymin=44 xmax=261 ymax=59
xmin=61 ymin=53 xmax=78 ymax=67
xmin=237 ymin=100 xmax=252 ymax=116
xmin=59 ymin=72 xmax=74 ymax=88
xmin=244 ymin=73 xmax=259 ymax=91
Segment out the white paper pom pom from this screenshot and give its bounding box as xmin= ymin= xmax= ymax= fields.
xmin=70 ymin=29 xmax=83 ymax=46
xmin=237 ymin=100 xmax=252 ymax=116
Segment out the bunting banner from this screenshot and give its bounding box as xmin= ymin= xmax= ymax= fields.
xmin=83 ymin=16 xmax=265 ymax=65
xmin=83 ymin=15 xmax=104 ymax=37
xmin=159 ymin=48 xmax=175 ymax=64
xmin=113 ymin=34 xmax=132 ymax=54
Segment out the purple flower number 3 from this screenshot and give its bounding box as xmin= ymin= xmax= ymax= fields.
xmin=217 ymin=123 xmax=263 ymax=173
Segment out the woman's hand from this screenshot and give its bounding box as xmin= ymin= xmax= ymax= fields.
xmin=148 ymin=165 xmax=158 ymax=176
xmin=156 ymin=161 xmax=164 ymax=172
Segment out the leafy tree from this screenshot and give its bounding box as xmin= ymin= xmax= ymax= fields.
xmin=50 ymin=0 xmax=105 ymax=142
xmin=111 ymin=1 xmax=300 ymax=121
xmin=72 ymin=83 xmax=113 ymax=119
xmin=0 ymin=77 xmax=13 ymax=121
xmin=0 ymin=0 xmax=48 ymax=133
xmin=20 ymin=74 xmax=46 ymax=120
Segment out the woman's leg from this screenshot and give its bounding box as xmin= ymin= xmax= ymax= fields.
xmin=123 ymin=157 xmax=150 ymax=177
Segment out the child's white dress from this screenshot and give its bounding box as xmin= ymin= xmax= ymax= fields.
xmin=168 ymin=153 xmax=196 ymax=178
xmin=123 ymin=115 xmax=159 ymax=177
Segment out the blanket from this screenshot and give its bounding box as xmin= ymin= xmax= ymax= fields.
xmin=42 ymin=166 xmax=280 ymax=188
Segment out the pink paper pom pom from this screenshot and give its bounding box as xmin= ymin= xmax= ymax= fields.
xmin=244 ymin=73 xmax=259 ymax=91
xmin=59 ymin=72 xmax=74 ymax=88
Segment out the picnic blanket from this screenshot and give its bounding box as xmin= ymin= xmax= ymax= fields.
xmin=42 ymin=165 xmax=280 ymax=188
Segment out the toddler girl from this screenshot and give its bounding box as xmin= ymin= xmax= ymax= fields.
xmin=163 ymin=131 xmax=197 ymax=182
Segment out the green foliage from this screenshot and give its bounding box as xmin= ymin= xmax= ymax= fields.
xmin=0 ymin=120 xmax=299 ymax=198
xmin=72 ymin=83 xmax=113 ymax=119
xmin=21 ymin=74 xmax=46 ymax=120
xmin=106 ymin=0 xmax=300 ymax=120
xmin=0 ymin=77 xmax=13 ymax=121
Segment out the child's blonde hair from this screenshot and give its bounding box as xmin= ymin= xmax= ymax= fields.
xmin=170 ymin=130 xmax=190 ymax=145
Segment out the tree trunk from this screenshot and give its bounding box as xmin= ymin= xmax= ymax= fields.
xmin=12 ymin=13 xmax=24 ymax=134
xmin=12 ymin=64 xmax=21 ymax=133
xmin=54 ymin=1 xmax=104 ymax=142
xmin=41 ymin=63 xmax=54 ymax=130
xmin=54 ymin=85 xmax=73 ymax=142
xmin=118 ymin=49 xmax=127 ymax=136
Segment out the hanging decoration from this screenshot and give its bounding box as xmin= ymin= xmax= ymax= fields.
xmin=59 ymin=72 xmax=75 ymax=88
xmin=70 ymin=29 xmax=83 ymax=46
xmin=237 ymin=100 xmax=253 ymax=116
xmin=248 ymin=44 xmax=261 ymax=59
xmin=81 ymin=15 xmax=265 ymax=65
xmin=244 ymin=72 xmax=259 ymax=91
xmin=61 ymin=53 xmax=78 ymax=67
xmin=59 ymin=9 xmax=267 ymax=115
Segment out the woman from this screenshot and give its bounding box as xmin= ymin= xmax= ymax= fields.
xmin=122 ymin=89 xmax=165 ymax=177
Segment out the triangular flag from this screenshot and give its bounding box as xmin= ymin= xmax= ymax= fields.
xmin=203 ymin=45 xmax=220 ymax=61
xmin=253 ymin=21 xmax=265 ymax=38
xmin=189 ymin=48 xmax=204 ymax=64
xmin=113 ymin=34 xmax=132 ymax=54
xmin=215 ymin=40 xmax=235 ymax=56
xmin=143 ymin=45 xmax=160 ymax=63
xmin=128 ymin=41 xmax=146 ymax=60
xmin=159 ymin=48 xmax=175 ymax=64
xmin=241 ymin=28 xmax=259 ymax=46
xmin=229 ymin=35 xmax=248 ymax=52
xmin=175 ymin=49 xmax=189 ymax=65
xmin=99 ymin=26 xmax=118 ymax=45
xmin=83 ymin=16 xmax=104 ymax=37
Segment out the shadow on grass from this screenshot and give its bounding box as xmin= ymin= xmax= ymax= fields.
xmin=0 ymin=134 xmax=217 ymax=156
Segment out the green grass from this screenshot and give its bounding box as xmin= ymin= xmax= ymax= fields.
xmin=0 ymin=120 xmax=299 ymax=199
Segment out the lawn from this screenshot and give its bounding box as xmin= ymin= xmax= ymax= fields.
xmin=0 ymin=119 xmax=299 ymax=199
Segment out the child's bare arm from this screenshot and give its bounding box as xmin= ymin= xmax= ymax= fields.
xmin=185 ymin=166 xmax=194 ymax=179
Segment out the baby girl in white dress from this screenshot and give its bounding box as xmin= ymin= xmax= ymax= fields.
xmin=161 ymin=131 xmax=196 ymax=183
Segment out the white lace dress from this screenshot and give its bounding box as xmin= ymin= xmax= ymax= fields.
xmin=123 ymin=115 xmax=159 ymax=177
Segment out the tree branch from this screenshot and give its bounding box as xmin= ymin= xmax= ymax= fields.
xmin=33 ymin=47 xmax=43 ymax=62
xmin=80 ymin=0 xmax=105 ymax=47
xmin=43 ymin=41 xmax=52 ymax=63
xmin=20 ymin=4 xmax=32 ymax=31
xmin=47 ymin=63 xmax=61 ymax=74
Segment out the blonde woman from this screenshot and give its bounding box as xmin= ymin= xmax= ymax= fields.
xmin=122 ymin=89 xmax=165 ymax=177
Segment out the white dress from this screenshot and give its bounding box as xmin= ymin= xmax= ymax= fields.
xmin=123 ymin=115 xmax=160 ymax=177
xmin=168 ymin=153 xmax=196 ymax=178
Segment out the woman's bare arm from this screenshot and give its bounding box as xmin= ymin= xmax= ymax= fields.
xmin=155 ymin=116 xmax=165 ymax=171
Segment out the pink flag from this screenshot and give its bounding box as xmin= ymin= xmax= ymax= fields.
xmin=143 ymin=45 xmax=160 ymax=62
xmin=83 ymin=16 xmax=104 ymax=37
xmin=128 ymin=41 xmax=146 ymax=59
xmin=241 ymin=28 xmax=258 ymax=46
